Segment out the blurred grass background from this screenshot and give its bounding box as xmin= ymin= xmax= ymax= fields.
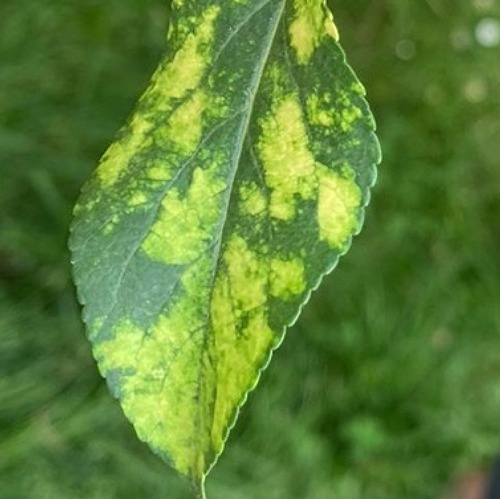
xmin=1 ymin=0 xmax=500 ymax=497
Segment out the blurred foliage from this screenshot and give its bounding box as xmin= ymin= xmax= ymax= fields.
xmin=1 ymin=0 xmax=500 ymax=498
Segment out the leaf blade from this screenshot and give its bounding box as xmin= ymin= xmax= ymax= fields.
xmin=70 ymin=0 xmax=380 ymax=491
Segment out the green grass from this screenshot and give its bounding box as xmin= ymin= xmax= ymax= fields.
xmin=1 ymin=1 xmax=500 ymax=497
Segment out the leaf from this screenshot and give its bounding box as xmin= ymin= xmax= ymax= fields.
xmin=69 ymin=0 xmax=380 ymax=495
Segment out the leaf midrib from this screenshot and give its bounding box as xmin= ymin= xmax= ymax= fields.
xmin=195 ymin=0 xmax=288 ymax=476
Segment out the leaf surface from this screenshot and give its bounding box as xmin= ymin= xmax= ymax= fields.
xmin=70 ymin=0 xmax=380 ymax=494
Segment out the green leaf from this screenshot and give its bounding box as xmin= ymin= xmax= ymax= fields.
xmin=69 ymin=0 xmax=380 ymax=495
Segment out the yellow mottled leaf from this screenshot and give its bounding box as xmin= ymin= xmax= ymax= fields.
xmin=70 ymin=0 xmax=380 ymax=496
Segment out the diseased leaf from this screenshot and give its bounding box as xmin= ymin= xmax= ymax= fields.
xmin=69 ymin=0 xmax=380 ymax=495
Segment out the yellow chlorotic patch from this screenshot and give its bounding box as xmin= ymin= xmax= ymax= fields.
xmin=316 ymin=165 xmax=362 ymax=249
xmin=307 ymin=92 xmax=362 ymax=132
xmin=133 ymin=258 xmax=213 ymax=478
xmin=210 ymin=94 xmax=229 ymax=119
xmin=339 ymin=106 xmax=363 ymax=133
xmin=129 ymin=192 xmax=148 ymax=207
xmin=209 ymin=272 xmax=275 ymax=452
xmin=239 ymin=182 xmax=267 ymax=216
xmin=98 ymin=236 xmax=274 ymax=475
xmin=289 ymin=0 xmax=339 ymax=65
xmin=94 ymin=319 xmax=144 ymax=373
xmin=115 ymin=327 xmax=206 ymax=477
xmin=95 ymin=256 xmax=217 ymax=479
xmin=101 ymin=214 xmax=119 ymax=236
xmin=223 ymin=235 xmax=268 ymax=312
xmin=257 ymin=94 xmax=316 ymax=221
xmin=351 ymin=81 xmax=366 ymax=96
xmin=162 ymin=90 xmax=207 ymax=154
xmin=147 ymin=162 xmax=175 ymax=182
xmin=307 ymin=93 xmax=335 ymax=127
xmin=97 ymin=114 xmax=153 ymax=188
xmin=208 ymin=235 xmax=275 ymax=450
xmin=266 ymin=62 xmax=287 ymax=91
xmin=142 ymin=162 xmax=226 ymax=265
xmin=270 ymin=257 xmax=306 ymax=299
xmin=151 ymin=6 xmax=219 ymax=104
